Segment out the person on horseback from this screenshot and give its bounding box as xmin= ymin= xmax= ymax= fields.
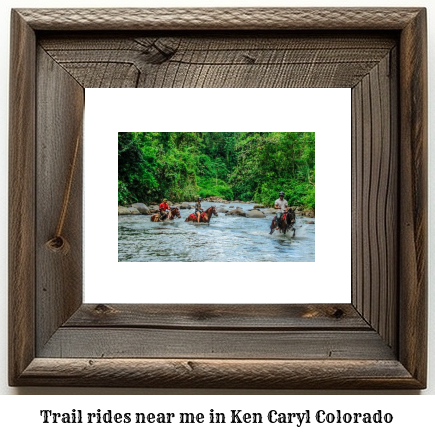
xmin=195 ymin=197 xmax=203 ymax=223
xmin=274 ymin=191 xmax=289 ymax=228
xmin=158 ymin=198 xmax=170 ymax=221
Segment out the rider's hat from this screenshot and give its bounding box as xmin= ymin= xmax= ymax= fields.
xmin=198 ymin=197 xmax=202 ymax=200
xmin=163 ymin=198 xmax=167 ymax=201
xmin=279 ymin=191 xmax=285 ymax=196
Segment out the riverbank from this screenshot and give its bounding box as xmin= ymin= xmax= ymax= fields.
xmin=118 ymin=196 xmax=315 ymax=218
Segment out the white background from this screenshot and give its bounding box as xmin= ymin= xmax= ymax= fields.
xmin=0 ymin=0 xmax=434 ymax=426
xmin=85 ymin=88 xmax=351 ymax=304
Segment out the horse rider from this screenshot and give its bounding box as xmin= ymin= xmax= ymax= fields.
xmin=195 ymin=197 xmax=203 ymax=223
xmin=274 ymin=191 xmax=289 ymax=228
xmin=158 ymin=198 xmax=170 ymax=221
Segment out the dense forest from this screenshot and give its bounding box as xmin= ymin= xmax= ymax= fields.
xmin=118 ymin=132 xmax=315 ymax=209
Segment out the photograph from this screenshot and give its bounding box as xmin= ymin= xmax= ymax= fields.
xmin=118 ymin=132 xmax=315 ymax=262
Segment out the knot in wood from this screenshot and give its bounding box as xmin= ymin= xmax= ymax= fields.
xmin=94 ymin=304 xmax=116 ymax=315
xmin=45 ymin=236 xmax=70 ymax=255
xmin=140 ymin=38 xmax=177 ymax=64
xmin=332 ymin=308 xmax=345 ymax=319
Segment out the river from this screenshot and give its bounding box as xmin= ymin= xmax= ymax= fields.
xmin=118 ymin=201 xmax=315 ymax=262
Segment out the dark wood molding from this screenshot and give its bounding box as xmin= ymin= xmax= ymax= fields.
xmin=8 ymin=10 xmax=36 ymax=386
xmin=15 ymin=7 xmax=423 ymax=31
xmin=9 ymin=8 xmax=427 ymax=389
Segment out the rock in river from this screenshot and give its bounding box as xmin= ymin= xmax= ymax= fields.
xmin=246 ymin=209 xmax=266 ymax=218
xmin=131 ymin=203 xmax=151 ymax=215
xmin=226 ymin=208 xmax=247 ymax=217
xmin=262 ymin=208 xmax=277 ymax=215
xmin=118 ymin=206 xmax=131 ymax=215
xmin=302 ymin=210 xmax=315 ymax=218
xmin=128 ymin=207 xmax=141 ymax=215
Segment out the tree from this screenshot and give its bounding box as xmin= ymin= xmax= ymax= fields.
xmin=118 ymin=131 xmax=315 ymax=210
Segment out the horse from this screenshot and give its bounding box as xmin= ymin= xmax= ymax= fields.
xmin=185 ymin=206 xmax=218 ymax=223
xmin=269 ymin=208 xmax=296 ymax=236
xmin=150 ymin=207 xmax=181 ymax=222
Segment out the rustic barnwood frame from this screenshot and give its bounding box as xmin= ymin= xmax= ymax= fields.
xmin=9 ymin=8 xmax=427 ymax=388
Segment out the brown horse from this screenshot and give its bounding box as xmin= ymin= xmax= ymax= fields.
xmin=185 ymin=206 xmax=218 ymax=223
xmin=269 ymin=208 xmax=296 ymax=236
xmin=150 ymin=207 xmax=181 ymax=222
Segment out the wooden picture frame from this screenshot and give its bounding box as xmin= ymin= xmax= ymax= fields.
xmin=9 ymin=8 xmax=427 ymax=389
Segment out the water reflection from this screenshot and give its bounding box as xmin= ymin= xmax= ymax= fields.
xmin=118 ymin=201 xmax=315 ymax=262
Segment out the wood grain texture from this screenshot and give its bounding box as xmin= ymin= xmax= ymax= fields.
xmin=17 ymin=358 xmax=420 ymax=389
xmin=386 ymin=47 xmax=399 ymax=349
xmin=65 ymin=304 xmax=369 ymax=330
xmin=398 ymin=9 xmax=428 ymax=386
xmin=8 ymin=8 xmax=427 ymax=389
xmin=351 ymin=50 xmax=398 ymax=351
xmin=39 ymin=33 xmax=396 ymax=89
xmin=351 ymin=79 xmax=362 ymax=313
xmin=39 ymin=328 xmax=395 ymax=360
xmin=35 ymin=48 xmax=84 ymax=353
xmin=16 ymin=8 xmax=422 ymax=31
xmin=382 ymin=47 xmax=399 ymax=349
xmin=8 ymin=10 xmax=36 ymax=386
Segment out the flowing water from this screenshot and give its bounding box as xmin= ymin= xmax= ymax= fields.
xmin=118 ymin=201 xmax=315 ymax=262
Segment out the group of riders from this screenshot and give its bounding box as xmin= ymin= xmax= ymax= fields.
xmin=157 ymin=196 xmax=208 ymax=223
xmin=156 ymin=191 xmax=294 ymax=233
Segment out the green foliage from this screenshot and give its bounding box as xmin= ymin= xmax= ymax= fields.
xmin=231 ymin=132 xmax=315 ymax=209
xmin=118 ymin=180 xmax=131 ymax=205
xmin=118 ymin=132 xmax=315 ymax=211
xmin=197 ymin=177 xmax=234 ymax=200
